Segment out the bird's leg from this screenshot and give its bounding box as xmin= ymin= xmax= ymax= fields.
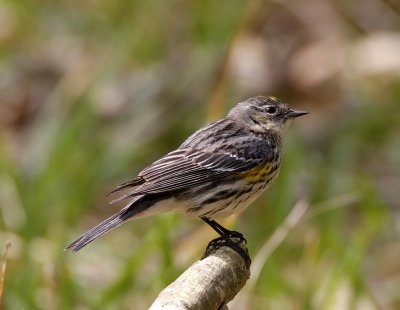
xmin=201 ymin=217 xmax=246 ymax=244
xmin=201 ymin=217 xmax=250 ymax=265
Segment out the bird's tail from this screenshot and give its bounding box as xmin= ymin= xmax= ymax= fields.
xmin=65 ymin=196 xmax=157 ymax=252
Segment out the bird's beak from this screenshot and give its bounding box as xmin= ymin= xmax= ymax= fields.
xmin=287 ymin=109 xmax=308 ymax=118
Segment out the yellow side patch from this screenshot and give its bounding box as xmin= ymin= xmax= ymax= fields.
xmin=243 ymin=163 xmax=272 ymax=183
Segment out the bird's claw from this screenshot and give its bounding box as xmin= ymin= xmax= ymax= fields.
xmin=225 ymin=230 xmax=247 ymax=245
xmin=203 ymin=235 xmax=251 ymax=266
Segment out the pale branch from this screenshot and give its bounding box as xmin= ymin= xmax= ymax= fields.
xmin=150 ymin=238 xmax=251 ymax=310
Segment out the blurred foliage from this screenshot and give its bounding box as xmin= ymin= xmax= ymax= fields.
xmin=0 ymin=0 xmax=400 ymax=309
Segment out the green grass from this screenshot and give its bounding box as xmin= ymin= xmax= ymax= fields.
xmin=1 ymin=0 xmax=400 ymax=309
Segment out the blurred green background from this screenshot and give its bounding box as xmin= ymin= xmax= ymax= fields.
xmin=1 ymin=0 xmax=399 ymax=309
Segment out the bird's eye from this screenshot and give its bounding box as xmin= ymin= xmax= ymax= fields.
xmin=265 ymin=106 xmax=277 ymax=114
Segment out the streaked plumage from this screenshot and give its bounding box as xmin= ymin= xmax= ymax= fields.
xmin=66 ymin=96 xmax=307 ymax=251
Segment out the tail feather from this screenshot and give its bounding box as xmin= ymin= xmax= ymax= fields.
xmin=65 ymin=212 xmax=125 ymax=252
xmin=66 ymin=196 xmax=155 ymax=252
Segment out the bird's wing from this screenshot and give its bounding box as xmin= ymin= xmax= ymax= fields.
xmin=131 ymin=137 xmax=270 ymax=195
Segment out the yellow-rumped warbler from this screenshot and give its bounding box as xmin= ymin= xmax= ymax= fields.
xmin=66 ymin=96 xmax=307 ymax=251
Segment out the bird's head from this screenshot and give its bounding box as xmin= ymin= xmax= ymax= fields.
xmin=228 ymin=96 xmax=308 ymax=134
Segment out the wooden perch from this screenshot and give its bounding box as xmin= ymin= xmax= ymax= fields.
xmin=150 ymin=238 xmax=251 ymax=310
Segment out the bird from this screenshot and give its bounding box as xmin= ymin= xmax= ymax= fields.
xmin=66 ymin=96 xmax=308 ymax=252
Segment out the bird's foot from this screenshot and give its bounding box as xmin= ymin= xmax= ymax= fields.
xmin=224 ymin=230 xmax=247 ymax=245
xmin=204 ymin=235 xmax=251 ymax=266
